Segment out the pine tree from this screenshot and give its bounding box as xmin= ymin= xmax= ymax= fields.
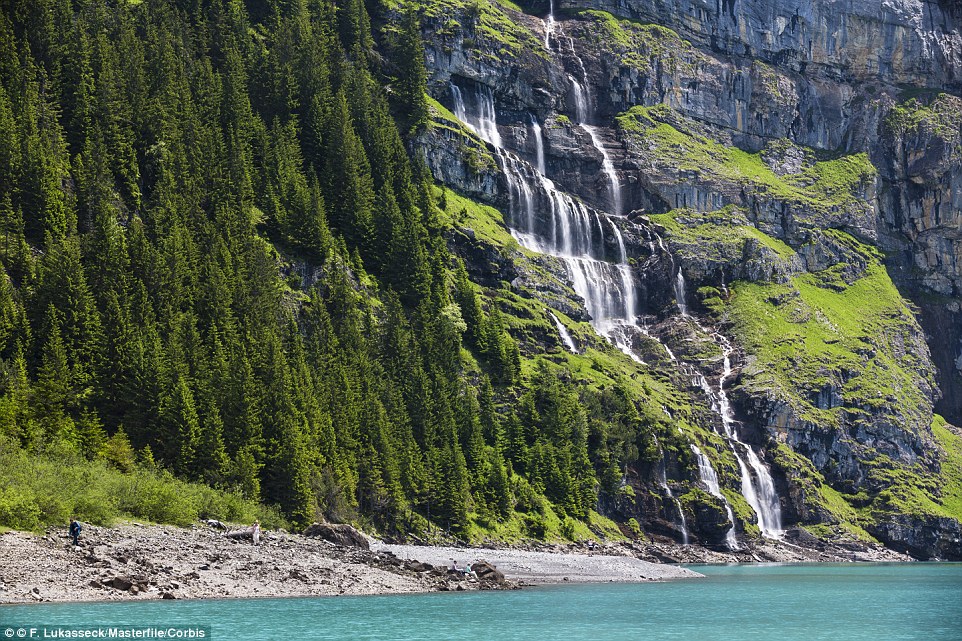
xmin=322 ymin=91 xmax=374 ymax=250
xmin=453 ymin=259 xmax=482 ymax=347
xmin=32 ymin=306 xmax=80 ymax=445
xmin=393 ymin=8 xmax=429 ymax=132
xmin=164 ymin=376 xmax=202 ymax=477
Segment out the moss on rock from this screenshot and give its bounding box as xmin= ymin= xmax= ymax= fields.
xmin=617 ymin=105 xmax=876 ymax=213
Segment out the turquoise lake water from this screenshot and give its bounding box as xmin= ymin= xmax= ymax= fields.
xmin=2 ymin=563 xmax=961 ymax=640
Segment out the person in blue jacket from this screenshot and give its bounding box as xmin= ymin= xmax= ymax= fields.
xmin=69 ymin=518 xmax=82 ymax=546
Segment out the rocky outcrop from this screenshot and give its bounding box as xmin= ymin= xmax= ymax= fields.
xmin=419 ymin=106 xmax=501 ymax=203
xmin=869 ymin=514 xmax=962 ymax=561
xmin=874 ymin=94 xmax=962 ymax=422
xmin=303 ymin=523 xmax=370 ymax=549
xmin=470 ymin=560 xmax=507 ymax=583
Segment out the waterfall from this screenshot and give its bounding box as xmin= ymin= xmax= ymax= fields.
xmin=676 ymin=319 xmax=783 ymax=539
xmin=714 ymin=335 xmax=783 ymax=538
xmin=581 ymin=125 xmax=621 ymax=216
xmin=451 ymin=78 xmax=782 ymax=544
xmin=530 ymin=114 xmax=546 ymax=175
xmin=658 ymin=460 xmax=689 ymax=545
xmin=543 ymin=0 xmax=555 ymax=50
xmin=691 ymin=444 xmax=739 ymax=550
xmin=548 ymin=310 xmax=578 ymax=353
xmin=674 ymin=269 xmax=688 ymax=316
xmin=451 ymin=81 xmax=645 ymax=363
xmin=564 ymin=38 xmax=622 ymax=216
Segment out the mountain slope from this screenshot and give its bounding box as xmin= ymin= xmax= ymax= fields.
xmin=410 ymin=0 xmax=962 ymax=558
xmin=0 ymin=0 xmax=959 ymax=559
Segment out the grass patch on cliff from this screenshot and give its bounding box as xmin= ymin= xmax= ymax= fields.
xmin=726 ymin=249 xmax=928 ymax=426
xmin=931 ymin=416 xmax=962 ymax=518
xmin=771 ymin=443 xmax=877 ymax=541
xmin=616 ymin=105 xmax=876 ymax=212
xmin=650 ymin=207 xmax=795 ymax=267
xmin=885 ymin=94 xmax=962 ymax=138
xmin=438 ymin=186 xmax=521 ymax=252
xmin=861 ymin=446 xmax=962 ymax=522
xmin=0 ymin=445 xmax=284 ymax=532
xmin=575 ymin=9 xmax=701 ymax=74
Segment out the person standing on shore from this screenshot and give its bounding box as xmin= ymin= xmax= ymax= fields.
xmin=69 ymin=518 xmax=82 ymax=546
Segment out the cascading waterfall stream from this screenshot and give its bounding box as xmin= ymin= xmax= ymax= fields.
xmin=691 ymin=444 xmax=739 ymax=550
xmin=658 ymin=461 xmax=689 ymax=545
xmin=543 ymin=0 xmax=555 ymax=50
xmin=662 ymin=233 xmax=782 ymax=539
xmin=530 ymin=114 xmax=546 ymax=175
xmin=714 ymin=334 xmax=784 ymax=538
xmin=561 ymin=28 xmax=622 ymax=216
xmin=451 ymin=81 xmax=644 ymax=364
xmin=582 ymin=125 xmax=622 ymax=216
xmin=548 ymin=310 xmax=578 ymax=353
xmin=685 ymin=328 xmax=783 ymax=539
xmin=451 ymin=81 xmax=778 ymax=545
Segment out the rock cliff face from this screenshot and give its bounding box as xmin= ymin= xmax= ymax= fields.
xmin=406 ymin=0 xmax=962 ymax=559
xmin=575 ymin=0 xmax=962 ymax=89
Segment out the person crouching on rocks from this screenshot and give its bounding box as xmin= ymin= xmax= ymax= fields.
xmin=69 ymin=518 xmax=82 ymax=546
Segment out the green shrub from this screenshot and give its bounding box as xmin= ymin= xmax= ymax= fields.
xmin=523 ymin=513 xmax=547 ymax=538
xmin=0 ymin=448 xmax=286 ymax=531
xmin=513 ymin=476 xmax=545 ymax=514
xmin=0 ymin=487 xmax=41 ymax=530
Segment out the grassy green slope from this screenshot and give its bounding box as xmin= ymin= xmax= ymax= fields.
xmin=617 ymin=105 xmax=876 ymax=213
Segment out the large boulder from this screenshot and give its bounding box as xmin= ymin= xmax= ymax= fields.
xmin=470 ymin=560 xmax=505 ymax=583
xmin=302 ymin=523 xmax=370 ymax=550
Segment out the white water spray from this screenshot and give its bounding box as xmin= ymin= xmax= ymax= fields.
xmin=544 ymin=0 xmax=555 ymax=51
xmin=548 ymin=310 xmax=578 ymax=353
xmin=581 ymin=124 xmax=621 ymax=216
xmin=451 ymin=81 xmax=642 ymax=363
xmin=691 ymin=444 xmax=739 ymax=549
xmin=714 ymin=335 xmax=783 ymax=537
xmin=674 ymin=269 xmax=688 ymax=316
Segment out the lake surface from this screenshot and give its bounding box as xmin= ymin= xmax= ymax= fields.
xmin=2 ymin=563 xmax=961 ymax=640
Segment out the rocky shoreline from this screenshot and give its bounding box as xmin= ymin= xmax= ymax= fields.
xmin=0 ymin=523 xmax=518 ymax=604
xmin=0 ymin=523 xmax=910 ymax=604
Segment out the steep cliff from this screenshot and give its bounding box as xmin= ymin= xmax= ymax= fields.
xmin=404 ymin=0 xmax=962 ymax=558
